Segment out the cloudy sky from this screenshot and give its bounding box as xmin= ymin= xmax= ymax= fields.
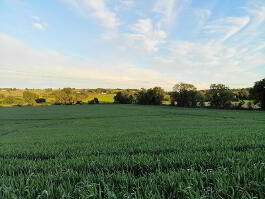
xmin=0 ymin=0 xmax=264 ymax=90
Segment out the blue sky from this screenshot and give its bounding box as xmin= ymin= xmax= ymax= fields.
xmin=0 ymin=0 xmax=264 ymax=90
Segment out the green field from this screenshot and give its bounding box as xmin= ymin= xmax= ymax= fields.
xmin=0 ymin=105 xmax=264 ymax=198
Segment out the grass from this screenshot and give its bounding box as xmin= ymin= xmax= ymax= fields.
xmin=0 ymin=105 xmax=264 ymax=198
xmin=86 ymin=94 xmax=115 ymax=103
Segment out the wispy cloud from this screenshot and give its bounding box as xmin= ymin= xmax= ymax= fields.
xmin=127 ymin=18 xmax=167 ymax=52
xmin=63 ymin=0 xmax=120 ymax=29
xmin=1 ymin=0 xmax=264 ymax=89
xmin=195 ymin=8 xmax=212 ymax=27
xmin=32 ymin=16 xmax=48 ymax=31
xmin=119 ymin=0 xmax=135 ymax=9
xmin=153 ymin=0 xmax=192 ymax=27
xmin=0 ymin=33 xmax=174 ymax=89
xmin=203 ymin=16 xmax=250 ymax=42
xmin=32 ymin=23 xmax=48 ymax=31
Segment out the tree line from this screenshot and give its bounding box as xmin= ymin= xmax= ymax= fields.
xmin=113 ymin=78 xmax=265 ymax=110
xmin=0 ymin=78 xmax=264 ymax=110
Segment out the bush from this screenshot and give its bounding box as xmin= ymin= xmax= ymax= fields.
xmin=94 ymin=98 xmax=99 ymax=104
xmin=236 ymin=100 xmax=245 ymax=109
xmin=199 ymin=101 xmax=205 ymax=108
xmin=23 ymin=91 xmax=39 ymax=104
xmin=89 ymin=98 xmax=99 ymax=104
xmin=247 ymin=102 xmax=253 ymax=110
xmin=53 ymin=102 xmax=62 ymax=105
xmin=3 ymin=96 xmax=17 ymax=104
xmin=0 ymin=94 xmax=5 ymax=100
xmin=16 ymin=101 xmax=24 ymax=107
xmin=114 ymin=92 xmax=134 ymax=104
xmin=36 ymin=98 xmax=46 ymax=103
xmin=76 ymin=101 xmax=84 ymax=105
xmin=250 ymin=78 xmax=265 ymax=110
xmin=136 ymin=87 xmax=165 ymax=105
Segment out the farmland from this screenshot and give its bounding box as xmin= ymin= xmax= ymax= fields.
xmin=0 ymin=105 xmax=265 ymax=198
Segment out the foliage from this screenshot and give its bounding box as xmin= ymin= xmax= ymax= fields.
xmin=3 ymin=96 xmax=17 ymax=104
xmin=52 ymin=88 xmax=76 ymax=105
xmin=74 ymin=90 xmax=88 ymax=103
xmin=236 ymin=100 xmax=245 ymax=109
xmin=0 ymin=94 xmax=5 ymax=100
xmin=171 ymin=83 xmax=201 ymax=107
xmin=114 ymin=92 xmax=134 ymax=104
xmin=89 ymin=98 xmax=99 ymax=104
xmin=136 ymin=87 xmax=165 ymax=105
xmin=250 ymin=78 xmax=265 ymax=110
xmin=233 ymin=88 xmax=250 ymax=101
xmin=0 ymin=105 xmax=264 ymax=198
xmin=173 ymin=83 xmax=196 ymax=92
xmin=35 ymin=98 xmax=46 ymax=103
xmin=207 ymin=84 xmax=235 ymax=108
xmin=23 ymin=91 xmax=39 ymax=104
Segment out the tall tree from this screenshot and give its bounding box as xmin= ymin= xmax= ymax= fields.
xmin=137 ymin=87 xmax=165 ymax=105
xmin=114 ymin=91 xmax=134 ymax=104
xmin=207 ymin=84 xmax=234 ymax=108
xmin=171 ymin=83 xmax=200 ymax=107
xmin=250 ymin=78 xmax=265 ymax=110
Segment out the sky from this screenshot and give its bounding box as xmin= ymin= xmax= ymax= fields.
xmin=0 ymin=0 xmax=264 ymax=90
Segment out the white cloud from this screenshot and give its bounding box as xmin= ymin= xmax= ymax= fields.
xmin=0 ymin=33 xmax=174 ymax=89
xmin=64 ymin=0 xmax=120 ymax=29
xmin=195 ymin=8 xmax=211 ymax=27
xmin=32 ymin=16 xmax=48 ymax=31
xmin=203 ymin=16 xmax=250 ymax=42
xmin=119 ymin=0 xmax=135 ymax=9
xmin=153 ymin=39 xmax=264 ymax=88
xmin=247 ymin=2 xmax=265 ymax=25
xmin=128 ymin=18 xmax=167 ymax=52
xmin=153 ymin=0 xmax=192 ymax=27
xmin=32 ymin=23 xmax=48 ymax=31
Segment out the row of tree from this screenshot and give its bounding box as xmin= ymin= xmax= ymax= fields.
xmin=1 ymin=78 xmax=264 ymax=110
xmin=114 ymin=87 xmax=165 ymax=105
xmin=113 ymin=78 xmax=265 ymax=110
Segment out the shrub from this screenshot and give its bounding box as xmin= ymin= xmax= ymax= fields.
xmin=236 ymin=100 xmax=245 ymax=109
xmin=3 ymin=96 xmax=17 ymax=104
xmin=0 ymin=94 xmax=5 ymax=100
xmin=250 ymin=78 xmax=265 ymax=110
xmin=136 ymin=87 xmax=165 ymax=105
xmin=247 ymin=102 xmax=253 ymax=110
xmin=35 ymin=98 xmax=46 ymax=103
xmin=76 ymin=101 xmax=84 ymax=105
xmin=23 ymin=91 xmax=39 ymax=103
xmin=114 ymin=92 xmax=133 ymax=104
xmin=89 ymin=98 xmax=100 ymax=104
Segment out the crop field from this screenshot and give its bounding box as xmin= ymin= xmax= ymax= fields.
xmin=0 ymin=105 xmax=264 ymax=198
xmin=86 ymin=94 xmax=115 ymax=103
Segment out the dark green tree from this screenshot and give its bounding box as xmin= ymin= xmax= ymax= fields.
xmin=114 ymin=92 xmax=134 ymax=104
xmin=136 ymin=87 xmax=165 ymax=105
xmin=250 ymin=78 xmax=265 ymax=110
xmin=207 ymin=84 xmax=234 ymax=108
xmin=171 ymin=83 xmax=200 ymax=107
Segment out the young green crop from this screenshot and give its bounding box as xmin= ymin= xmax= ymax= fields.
xmin=0 ymin=105 xmax=264 ymax=198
